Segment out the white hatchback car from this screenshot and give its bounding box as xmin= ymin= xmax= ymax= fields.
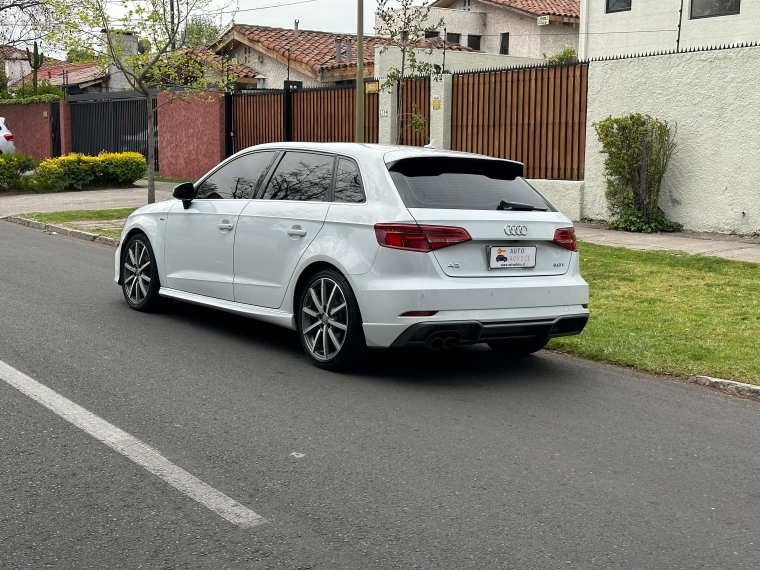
xmin=116 ymin=143 xmax=588 ymax=369
xmin=0 ymin=117 xmax=17 ymax=155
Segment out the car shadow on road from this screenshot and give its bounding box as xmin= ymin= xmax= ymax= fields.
xmin=162 ymin=300 xmax=568 ymax=388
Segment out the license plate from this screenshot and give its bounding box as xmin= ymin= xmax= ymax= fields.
xmin=488 ymin=246 xmax=537 ymax=269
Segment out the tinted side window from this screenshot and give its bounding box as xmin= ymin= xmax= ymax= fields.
xmin=262 ymin=152 xmax=334 ymax=201
xmin=334 ymin=158 xmax=365 ymax=203
xmin=195 ymin=151 xmax=276 ymax=199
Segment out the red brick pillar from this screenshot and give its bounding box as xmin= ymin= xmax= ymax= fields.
xmin=59 ymin=100 xmax=72 ymax=156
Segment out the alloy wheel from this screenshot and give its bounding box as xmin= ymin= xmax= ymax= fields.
xmin=123 ymin=240 xmax=152 ymax=305
xmin=301 ymin=277 xmax=348 ymax=361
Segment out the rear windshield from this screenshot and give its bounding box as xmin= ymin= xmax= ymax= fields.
xmin=388 ymin=157 xmax=554 ymax=211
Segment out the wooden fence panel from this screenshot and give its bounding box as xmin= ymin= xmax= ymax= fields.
xmin=399 ymin=77 xmax=430 ymax=146
xmin=451 ymin=63 xmax=588 ymax=180
xmin=291 ymin=87 xmax=379 ymax=144
xmin=232 ymin=91 xmax=283 ymax=153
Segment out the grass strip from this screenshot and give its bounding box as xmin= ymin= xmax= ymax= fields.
xmin=548 ymin=241 xmax=760 ymax=385
xmin=18 ymin=208 xmax=138 ymax=240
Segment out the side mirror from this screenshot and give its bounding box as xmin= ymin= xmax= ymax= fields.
xmin=173 ymin=182 xmax=194 ymax=210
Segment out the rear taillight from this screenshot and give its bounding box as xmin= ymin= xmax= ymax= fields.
xmin=375 ymin=223 xmax=471 ymax=252
xmin=3 ymin=134 xmax=12 ymax=141
xmin=553 ymin=227 xmax=578 ymax=252
xmin=400 ymin=311 xmax=439 ymax=317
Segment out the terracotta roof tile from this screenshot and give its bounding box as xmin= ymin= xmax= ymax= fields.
xmin=232 ymin=24 xmax=387 ymax=73
xmin=478 ymin=0 xmax=580 ymax=18
xmin=10 ymin=61 xmax=108 ymax=89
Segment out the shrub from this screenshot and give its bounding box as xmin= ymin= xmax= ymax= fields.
xmin=594 ymin=113 xmax=681 ymax=233
xmin=545 ymin=47 xmax=578 ymax=65
xmin=35 ymin=152 xmax=147 ymax=191
xmin=0 ymin=153 xmax=36 ymax=191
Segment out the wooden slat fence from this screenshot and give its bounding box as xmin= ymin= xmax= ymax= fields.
xmin=232 ymin=91 xmax=284 ymax=153
xmin=398 ymin=77 xmax=430 ymax=146
xmin=292 ymin=87 xmax=379 ymax=144
xmin=451 ymin=63 xmax=588 ymax=180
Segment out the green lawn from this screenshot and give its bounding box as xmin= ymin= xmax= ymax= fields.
xmin=19 ymin=208 xmax=137 ymax=240
xmin=549 ymin=242 xmax=760 ymax=385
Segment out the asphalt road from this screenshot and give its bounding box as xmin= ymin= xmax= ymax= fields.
xmin=1 ymin=220 xmax=758 ymax=569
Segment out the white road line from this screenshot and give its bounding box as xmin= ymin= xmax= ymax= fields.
xmin=0 ymin=359 xmax=265 ymax=529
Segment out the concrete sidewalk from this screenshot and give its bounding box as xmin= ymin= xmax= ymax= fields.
xmin=0 ymin=180 xmax=175 ymax=217
xmin=3 ymin=184 xmax=759 ymax=264
xmin=575 ymin=222 xmax=760 ymax=264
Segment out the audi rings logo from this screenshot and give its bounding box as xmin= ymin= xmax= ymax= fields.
xmin=504 ymin=225 xmax=528 ymax=237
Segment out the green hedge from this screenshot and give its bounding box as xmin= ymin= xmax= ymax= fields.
xmin=0 ymin=154 xmax=36 ymax=191
xmin=35 ymin=152 xmax=148 ymax=191
xmin=0 ymin=94 xmax=62 ymax=105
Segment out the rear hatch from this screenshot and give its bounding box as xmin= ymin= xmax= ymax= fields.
xmin=387 ymin=155 xmax=575 ymax=278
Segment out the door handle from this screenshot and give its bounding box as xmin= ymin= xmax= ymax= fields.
xmin=218 ymin=223 xmax=234 ymax=231
xmin=287 ymin=227 xmax=307 ymax=237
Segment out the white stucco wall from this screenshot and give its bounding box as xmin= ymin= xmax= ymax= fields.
xmin=529 ymin=179 xmax=585 ymax=221
xmin=583 ymin=46 xmax=760 ymax=234
xmin=374 ymin=2 xmax=578 ymax=59
xmin=229 ymin=44 xmax=321 ymax=89
xmin=580 ymin=0 xmax=760 ymax=59
xmin=374 ymin=45 xmax=541 ymax=80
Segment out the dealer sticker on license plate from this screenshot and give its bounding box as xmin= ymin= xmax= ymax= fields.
xmin=488 ymin=246 xmax=537 ymax=269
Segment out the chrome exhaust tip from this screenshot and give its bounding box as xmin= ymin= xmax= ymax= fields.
xmin=427 ymin=336 xmax=444 ymax=350
xmin=443 ymin=336 xmax=457 ymax=350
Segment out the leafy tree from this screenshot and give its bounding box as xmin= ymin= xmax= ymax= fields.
xmin=67 ymin=47 xmax=97 ymax=63
xmin=594 ymin=114 xmax=681 ymax=233
xmin=14 ymin=79 xmax=64 ymax=99
xmin=545 ymin=47 xmax=578 ymax=65
xmin=182 ymin=14 xmax=222 ymax=48
xmin=376 ymin=0 xmax=443 ymax=143
xmin=48 ymin=0 xmax=235 ymax=203
xmin=0 ymin=0 xmax=54 ymax=47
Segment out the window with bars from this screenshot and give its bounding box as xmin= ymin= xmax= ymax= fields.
xmin=467 ymin=35 xmax=481 ymax=51
xmin=446 ymin=32 xmax=461 ymax=44
xmin=425 ymin=31 xmax=440 ymax=39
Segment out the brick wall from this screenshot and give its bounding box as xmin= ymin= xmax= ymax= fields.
xmin=157 ymin=92 xmax=225 ymax=181
xmin=1 ymin=102 xmax=53 ymax=160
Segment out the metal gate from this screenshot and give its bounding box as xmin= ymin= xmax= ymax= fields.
xmin=50 ymin=101 xmax=61 ymax=158
xmin=69 ymin=93 xmax=158 ymax=170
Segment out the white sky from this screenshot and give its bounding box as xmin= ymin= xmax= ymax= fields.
xmin=228 ymin=0 xmax=382 ymax=35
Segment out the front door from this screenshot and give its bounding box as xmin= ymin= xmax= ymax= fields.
xmin=164 ymin=151 xmax=277 ymax=301
xmin=233 ymin=150 xmax=334 ymax=308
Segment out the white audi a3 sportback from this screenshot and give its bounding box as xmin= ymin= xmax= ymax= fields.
xmin=116 ymin=143 xmax=589 ymax=369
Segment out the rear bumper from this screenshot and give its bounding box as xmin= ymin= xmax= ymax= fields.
xmin=388 ymin=313 xmax=588 ymax=348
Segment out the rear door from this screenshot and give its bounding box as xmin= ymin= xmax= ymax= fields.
xmin=233 ymin=150 xmax=333 ymax=308
xmin=387 ymin=156 xmax=574 ymax=278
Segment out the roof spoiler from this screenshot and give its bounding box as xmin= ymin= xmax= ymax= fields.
xmin=386 ymin=156 xmax=524 ymax=180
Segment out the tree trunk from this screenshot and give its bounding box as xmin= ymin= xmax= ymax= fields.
xmin=146 ymin=91 xmax=156 ymax=204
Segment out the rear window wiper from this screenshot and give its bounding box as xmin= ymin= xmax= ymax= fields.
xmin=496 ymin=200 xmax=547 ymax=211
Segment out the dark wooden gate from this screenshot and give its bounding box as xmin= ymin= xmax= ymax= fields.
xmin=451 ymin=63 xmax=588 ymax=180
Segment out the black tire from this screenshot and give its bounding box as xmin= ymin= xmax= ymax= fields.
xmin=297 ymin=269 xmax=366 ymax=371
xmin=120 ymin=233 xmax=170 ymax=312
xmin=487 ymin=338 xmax=549 ymax=357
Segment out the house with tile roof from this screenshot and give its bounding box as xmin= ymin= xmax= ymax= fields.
xmin=376 ymin=0 xmax=580 ymax=60
xmin=214 ymin=24 xmax=474 ymax=89
xmin=10 ymin=61 xmax=109 ymax=94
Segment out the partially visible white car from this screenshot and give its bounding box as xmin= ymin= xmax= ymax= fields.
xmin=115 ymin=143 xmax=589 ymax=370
xmin=0 ymin=118 xmax=16 ymax=155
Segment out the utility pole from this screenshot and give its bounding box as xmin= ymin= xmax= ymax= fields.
xmin=355 ymin=0 xmax=364 ymax=143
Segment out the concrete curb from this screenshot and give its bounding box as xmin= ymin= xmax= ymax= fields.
xmin=3 ymin=215 xmax=120 ymax=248
xmin=691 ymin=375 xmax=760 ymax=401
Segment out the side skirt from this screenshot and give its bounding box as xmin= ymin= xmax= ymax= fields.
xmin=158 ymin=288 xmax=296 ymax=330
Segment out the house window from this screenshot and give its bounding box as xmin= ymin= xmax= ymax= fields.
xmin=467 ymin=35 xmax=481 ymax=51
xmin=446 ymin=32 xmax=461 ymax=44
xmin=500 ymin=33 xmax=509 ymax=55
xmin=606 ymin=0 xmax=632 ymax=13
xmin=425 ymin=31 xmax=440 ymax=39
xmin=691 ymin=0 xmax=740 ymax=18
